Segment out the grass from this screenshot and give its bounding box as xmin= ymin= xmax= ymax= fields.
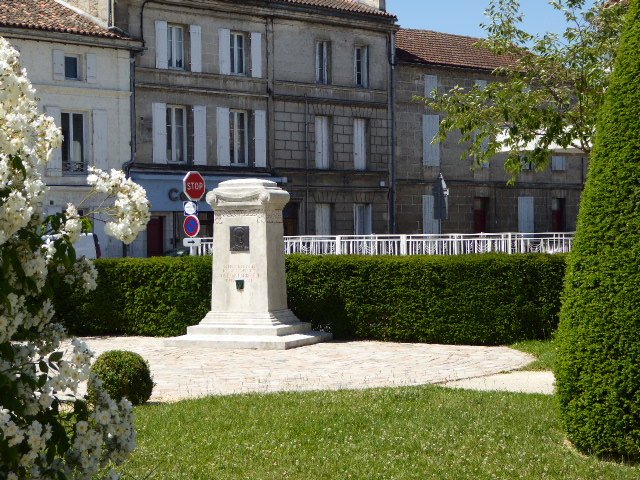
xmin=511 ymin=339 xmax=557 ymax=371
xmin=118 ymin=386 xmax=638 ymax=480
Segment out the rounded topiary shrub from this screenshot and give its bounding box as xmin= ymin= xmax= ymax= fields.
xmin=88 ymin=350 xmax=154 ymax=406
xmin=555 ymin=0 xmax=640 ymax=459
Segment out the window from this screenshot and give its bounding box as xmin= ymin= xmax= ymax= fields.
xmin=61 ymin=112 xmax=85 ymax=173
xmin=229 ymin=110 xmax=248 ymax=165
xmin=230 ymin=32 xmax=246 ymax=75
xmin=521 ymin=155 xmax=534 ymax=170
xmin=166 ymin=105 xmax=187 ymax=163
xmin=354 ymin=204 xmax=372 ymax=235
xmin=354 ymin=46 xmax=368 ymax=87
xmin=167 ymin=25 xmax=184 ymax=69
xmin=353 ymin=118 xmax=367 ymax=170
xmin=316 ymin=41 xmax=330 ymax=84
xmin=315 ymin=116 xmax=330 ymax=169
xmin=551 ymin=155 xmax=566 ymax=171
xmin=64 ymin=55 xmax=80 ymax=79
xmin=315 ymin=203 xmax=332 ymax=235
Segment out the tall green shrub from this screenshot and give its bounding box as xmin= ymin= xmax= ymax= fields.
xmin=555 ymin=0 xmax=640 ymax=459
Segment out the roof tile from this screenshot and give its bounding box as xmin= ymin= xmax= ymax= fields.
xmin=274 ymin=0 xmax=396 ymax=19
xmin=396 ymin=28 xmax=514 ymax=71
xmin=0 ymin=0 xmax=128 ymax=39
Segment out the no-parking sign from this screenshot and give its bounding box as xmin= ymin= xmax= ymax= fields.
xmin=183 ymin=215 xmax=200 ymax=238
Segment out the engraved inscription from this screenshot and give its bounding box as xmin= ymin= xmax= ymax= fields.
xmin=230 ymin=226 xmax=250 ymax=252
xmin=219 ymin=264 xmax=259 ymax=281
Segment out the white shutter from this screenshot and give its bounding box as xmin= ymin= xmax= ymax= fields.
xmin=152 ymin=102 xmax=167 ymax=164
xmin=92 ymin=109 xmax=108 ymax=170
xmin=354 ymin=204 xmax=372 ymax=235
xmin=518 ymin=196 xmax=535 ymax=233
xmin=552 ymin=155 xmax=566 ymax=171
xmin=53 ymin=50 xmax=64 ymax=81
xmin=155 ymin=20 xmax=168 ymax=69
xmin=424 ymin=74 xmax=438 ymax=98
xmin=193 ymin=105 xmax=207 ymax=166
xmin=45 ymin=106 xmax=62 ymax=176
xmin=216 ymin=107 xmax=230 ymax=166
xmin=422 ymin=195 xmax=440 ymax=234
xmin=86 ymin=53 xmax=97 ymax=83
xmin=219 ymin=28 xmax=231 ymax=75
xmin=254 ymin=109 xmax=267 ymax=168
xmin=423 ymin=114 xmax=440 ymax=167
xmin=190 ymin=25 xmax=202 ymax=73
xmin=315 ymin=116 xmax=328 ymax=169
xmin=354 ymin=118 xmax=366 ymax=170
xmin=251 ymin=32 xmax=262 ymax=78
xmin=315 ymin=204 xmax=331 ymax=235
xmin=475 ymin=79 xmax=487 ymax=90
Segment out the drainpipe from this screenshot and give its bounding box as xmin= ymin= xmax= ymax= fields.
xmin=388 ymin=30 xmax=397 ymax=234
xmin=304 ymin=93 xmax=310 ymax=234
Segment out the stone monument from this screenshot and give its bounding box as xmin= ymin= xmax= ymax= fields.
xmin=166 ymin=179 xmax=332 ymax=350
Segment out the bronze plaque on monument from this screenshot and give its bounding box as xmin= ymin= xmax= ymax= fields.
xmin=230 ymin=226 xmax=250 ymax=252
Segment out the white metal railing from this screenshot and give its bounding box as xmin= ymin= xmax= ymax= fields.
xmin=190 ymin=232 xmax=574 ymax=256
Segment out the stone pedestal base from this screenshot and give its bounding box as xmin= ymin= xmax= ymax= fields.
xmin=164 ymin=309 xmax=332 ymax=350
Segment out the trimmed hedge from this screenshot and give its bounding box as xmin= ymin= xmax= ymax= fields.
xmin=88 ymin=350 xmax=154 ymax=406
xmin=555 ymin=0 xmax=640 ymax=459
xmin=55 ymin=254 xmax=565 ymax=345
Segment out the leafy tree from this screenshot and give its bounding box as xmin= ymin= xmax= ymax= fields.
xmin=555 ymin=0 xmax=640 ymax=458
xmin=420 ymin=0 xmax=627 ymax=178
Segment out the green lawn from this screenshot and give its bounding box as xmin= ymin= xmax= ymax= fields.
xmin=118 ymin=386 xmax=637 ymax=479
xmin=511 ymin=339 xmax=557 ymax=371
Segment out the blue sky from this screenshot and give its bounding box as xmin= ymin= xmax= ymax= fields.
xmin=387 ymin=0 xmax=597 ymax=38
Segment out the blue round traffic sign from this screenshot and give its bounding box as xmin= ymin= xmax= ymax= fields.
xmin=183 ymin=215 xmax=200 ymax=238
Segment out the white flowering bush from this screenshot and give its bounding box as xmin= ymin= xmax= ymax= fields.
xmin=0 ymin=36 xmax=150 ymax=478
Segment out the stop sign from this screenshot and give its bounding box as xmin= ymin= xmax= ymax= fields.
xmin=183 ymin=171 xmax=206 ymax=201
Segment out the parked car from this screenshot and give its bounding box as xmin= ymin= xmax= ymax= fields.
xmin=163 ymin=246 xmax=190 ymax=257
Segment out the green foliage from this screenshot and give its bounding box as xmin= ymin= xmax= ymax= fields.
xmin=88 ymin=350 xmax=154 ymax=406
xmin=555 ymin=0 xmax=640 ymax=460
xmin=56 ymin=254 xmax=565 ymax=345
xmin=420 ymin=0 xmax=627 ymax=180
xmin=287 ymin=254 xmax=565 ymax=345
xmin=55 ymin=257 xmax=212 ymax=337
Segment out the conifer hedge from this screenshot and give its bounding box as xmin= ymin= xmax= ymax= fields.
xmin=555 ymin=0 xmax=640 ymax=459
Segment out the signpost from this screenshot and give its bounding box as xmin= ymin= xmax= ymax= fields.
xmin=183 ymin=215 xmax=201 ymax=238
xmin=183 ymin=171 xmax=206 ymax=202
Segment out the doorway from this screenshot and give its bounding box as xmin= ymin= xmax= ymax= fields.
xmin=146 ymin=216 xmax=164 ymax=257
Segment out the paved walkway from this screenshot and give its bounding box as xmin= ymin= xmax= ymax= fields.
xmin=62 ymin=337 xmax=555 ymax=402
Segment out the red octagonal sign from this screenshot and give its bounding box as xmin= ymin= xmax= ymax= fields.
xmin=183 ymin=171 xmax=206 ymax=201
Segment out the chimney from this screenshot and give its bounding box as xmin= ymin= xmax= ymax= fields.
xmin=355 ymin=0 xmax=386 ymax=11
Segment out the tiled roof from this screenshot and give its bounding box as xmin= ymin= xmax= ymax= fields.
xmin=0 ymin=0 xmax=128 ymax=39
xmin=396 ymin=28 xmax=515 ymax=71
xmin=274 ymin=0 xmax=396 ymax=19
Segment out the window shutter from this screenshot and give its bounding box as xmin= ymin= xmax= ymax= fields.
xmin=363 ymin=46 xmax=369 ymax=88
xmin=152 ymin=102 xmax=167 ymax=164
xmin=315 ymin=116 xmax=328 ymax=169
xmin=422 ymin=195 xmax=440 ymax=234
xmin=219 ymin=28 xmax=231 ymax=75
xmin=53 ymin=50 xmax=64 ymax=81
xmin=45 ymin=106 xmax=62 ymax=176
xmin=424 ymin=74 xmax=438 ymax=98
xmin=155 ymin=20 xmax=168 ymax=69
xmin=92 ymin=109 xmax=108 ymax=170
xmin=423 ymin=114 xmax=440 ymax=167
xmin=216 ymin=107 xmax=230 ymax=166
xmin=552 ymin=155 xmax=566 ymax=171
xmin=354 ymin=118 xmax=366 ymax=170
xmin=315 ymin=204 xmax=331 ymax=235
xmin=190 ymin=25 xmax=202 ymax=73
xmin=251 ymin=32 xmax=262 ymax=78
xmin=85 ymin=53 xmax=97 ymax=83
xmin=193 ymin=105 xmax=207 ymax=166
xmin=254 ymin=109 xmax=267 ymax=168
xmin=518 ymin=196 xmax=535 ymax=233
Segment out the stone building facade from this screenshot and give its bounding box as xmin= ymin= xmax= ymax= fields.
xmin=394 ymin=28 xmax=586 ymax=235
xmin=0 ymin=0 xmax=141 ymax=257
xmin=61 ymin=0 xmax=396 ymax=256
